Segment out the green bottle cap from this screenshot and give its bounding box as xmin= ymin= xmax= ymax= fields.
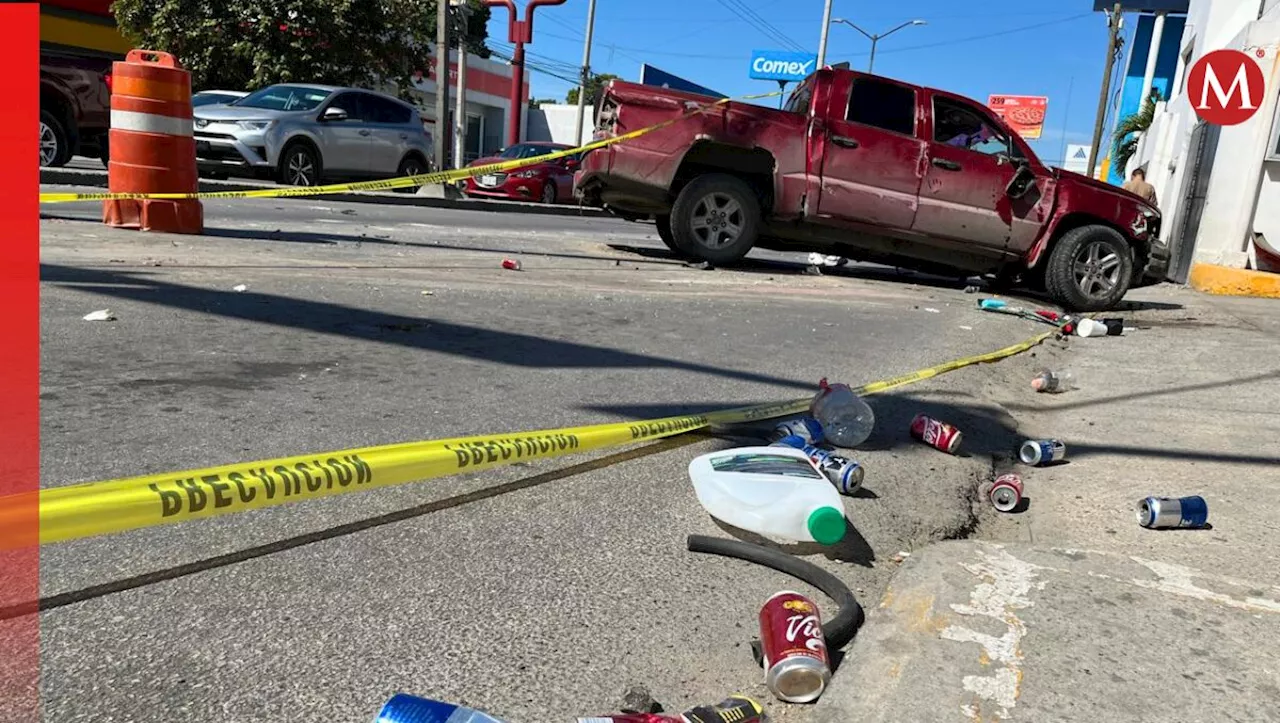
xmin=807 ymin=506 xmax=846 ymax=545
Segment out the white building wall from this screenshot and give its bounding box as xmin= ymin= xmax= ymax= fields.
xmin=524 ymin=103 xmax=594 ymax=146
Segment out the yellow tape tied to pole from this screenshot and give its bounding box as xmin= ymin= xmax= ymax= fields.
xmin=39 ymin=91 xmax=785 ymax=204
xmin=3 ymin=332 xmax=1051 ymax=546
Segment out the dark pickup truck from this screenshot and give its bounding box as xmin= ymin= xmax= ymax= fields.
xmin=576 ymin=67 xmax=1168 ymax=311
xmin=40 ymin=49 xmax=113 ymax=167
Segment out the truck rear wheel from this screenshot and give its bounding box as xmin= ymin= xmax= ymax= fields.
xmin=670 ymin=174 xmax=761 ymax=265
xmin=655 ymin=214 xmax=695 ymax=258
xmin=1044 ymin=224 xmax=1134 ymax=312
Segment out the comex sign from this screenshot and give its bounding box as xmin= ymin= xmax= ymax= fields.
xmin=749 ymin=50 xmax=818 ymax=83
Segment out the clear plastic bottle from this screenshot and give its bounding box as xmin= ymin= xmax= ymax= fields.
xmin=688 ymin=446 xmax=847 ymax=545
xmin=809 ymin=378 xmax=876 ymax=448
xmin=375 ymin=694 xmax=508 ymax=723
xmin=1031 ymin=369 xmax=1075 ymax=393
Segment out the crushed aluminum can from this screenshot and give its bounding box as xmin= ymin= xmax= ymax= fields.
xmin=1137 ymin=495 xmax=1208 ymax=529
xmin=909 ymin=414 xmax=963 ymax=455
xmin=767 ymin=417 xmax=824 ymax=445
xmin=759 ymin=591 xmax=831 ymax=704
xmin=501 ymin=258 xmax=522 ymax=270
xmin=989 ymin=473 xmax=1024 ymax=512
xmin=1019 ymin=439 xmax=1066 ymax=466
xmin=771 ymin=436 xmax=863 ymax=494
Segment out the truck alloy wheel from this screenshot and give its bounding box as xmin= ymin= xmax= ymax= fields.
xmin=39 ymin=110 xmax=70 ymax=167
xmin=1044 ymin=224 xmax=1133 ymax=312
xmin=670 ymin=173 xmax=761 ymax=265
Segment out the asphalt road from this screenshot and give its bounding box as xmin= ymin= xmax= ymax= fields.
xmin=38 ymin=194 xmax=1053 ymax=722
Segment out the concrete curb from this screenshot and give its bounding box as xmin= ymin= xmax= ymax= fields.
xmin=39 ymin=168 xmax=612 ymax=219
xmin=1188 ymin=262 xmax=1280 ymax=298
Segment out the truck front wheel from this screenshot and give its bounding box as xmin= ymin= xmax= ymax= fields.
xmin=670 ymin=174 xmax=761 ymax=265
xmin=1044 ymin=224 xmax=1134 ymax=312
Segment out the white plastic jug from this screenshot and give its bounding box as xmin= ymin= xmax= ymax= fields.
xmin=688 ymin=446 xmax=848 ymax=545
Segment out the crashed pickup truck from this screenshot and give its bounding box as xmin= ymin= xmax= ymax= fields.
xmin=575 ymin=67 xmax=1168 ymax=311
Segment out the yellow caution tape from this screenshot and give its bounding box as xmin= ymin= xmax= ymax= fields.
xmin=0 ymin=332 xmax=1050 ymax=546
xmin=39 ymin=91 xmax=785 ymax=204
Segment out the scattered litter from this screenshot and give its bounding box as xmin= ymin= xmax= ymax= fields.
xmin=964 ymin=285 xmax=980 ymax=293
xmin=579 ymin=696 xmax=763 ymax=722
xmin=1031 ymin=368 xmax=1075 ymax=393
xmin=108 ymin=259 xmax=125 ymax=263
xmin=760 ymin=591 xmax=831 ymax=703
xmin=82 ymin=309 xmax=117 ymax=322
xmin=1138 ymin=495 xmax=1208 ymax=529
xmin=924 ymin=307 xmax=941 ymax=313
xmin=802 ymin=264 xmax=823 ymax=276
xmin=171 ymin=240 xmax=181 ymax=246
xmin=375 ymin=693 xmax=506 ymax=722
xmin=959 ymin=325 xmax=973 ymax=330
xmin=990 ymin=473 xmax=1024 ymax=512
xmin=420 ymin=290 xmax=434 ymax=296
xmin=1074 ymin=318 xmax=1106 ymax=337
xmin=620 ymin=686 xmax=663 ymax=715
xmin=811 ymin=378 xmax=875 ymax=448
xmin=773 ymin=435 xmax=864 ymax=494
xmin=910 ymin=413 xmax=962 ymax=454
xmin=891 ymin=551 xmax=911 ymax=563
xmin=1019 ymin=439 xmax=1067 ymax=466
xmin=1100 ymin=317 xmax=1125 ymax=336
xmin=232 ymin=284 xmax=248 ymax=292
xmin=807 ymin=252 xmax=845 ymax=267
xmin=501 ymin=258 xmax=522 ymax=271
xmin=684 ymin=260 xmax=714 ymax=270
xmin=689 ymin=446 xmax=847 ymax=545
xmin=767 ymin=417 xmax=824 ymax=446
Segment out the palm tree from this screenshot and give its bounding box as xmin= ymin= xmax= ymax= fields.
xmin=1112 ymin=89 xmax=1161 ymax=175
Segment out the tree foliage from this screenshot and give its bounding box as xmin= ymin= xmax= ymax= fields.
xmin=1111 ymin=88 xmax=1161 ymax=175
xmin=566 ymin=73 xmax=620 ymax=105
xmin=112 ymin=0 xmax=491 ymax=94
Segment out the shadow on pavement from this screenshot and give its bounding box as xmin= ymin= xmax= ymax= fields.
xmin=41 ymin=263 xmax=814 ymax=390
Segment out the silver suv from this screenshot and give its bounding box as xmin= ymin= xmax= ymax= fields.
xmin=193 ymin=84 xmax=432 ymax=186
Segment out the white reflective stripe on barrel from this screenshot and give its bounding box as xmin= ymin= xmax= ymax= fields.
xmin=109 ymin=110 xmax=194 ymax=137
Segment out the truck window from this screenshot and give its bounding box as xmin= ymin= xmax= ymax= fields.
xmin=932 ymin=96 xmax=1010 ymax=158
xmin=785 ymin=82 xmax=813 ymax=114
xmin=845 ymin=78 xmax=916 ymax=136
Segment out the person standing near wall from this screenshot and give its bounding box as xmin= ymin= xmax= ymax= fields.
xmin=1123 ymin=167 xmax=1158 ymax=207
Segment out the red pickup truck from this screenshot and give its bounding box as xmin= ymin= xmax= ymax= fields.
xmin=576 ymin=68 xmax=1167 ymax=311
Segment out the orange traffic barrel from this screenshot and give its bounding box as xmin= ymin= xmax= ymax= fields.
xmin=103 ymin=49 xmax=203 ymax=234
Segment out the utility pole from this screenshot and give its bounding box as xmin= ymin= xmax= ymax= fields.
xmin=485 ymin=0 xmax=568 ymax=148
xmin=1086 ymin=3 xmax=1122 ymax=179
xmin=816 ymin=0 xmax=834 ymax=69
xmin=453 ymin=0 xmax=470 ymax=169
xmin=573 ymin=0 xmax=598 ymax=147
xmin=434 ymin=0 xmax=450 ymax=171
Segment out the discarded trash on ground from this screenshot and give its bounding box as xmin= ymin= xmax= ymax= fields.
xmin=1138 ymin=495 xmax=1208 ymax=529
xmin=989 ymin=473 xmax=1024 ymax=512
xmin=924 ymin=307 xmax=941 ymax=313
xmin=807 ymin=252 xmax=847 ymax=268
xmin=684 ymin=260 xmax=714 ymax=271
xmin=421 ymin=290 xmax=435 ymax=296
xmin=1019 ymin=439 xmax=1067 ymax=466
xmin=910 ymin=413 xmax=963 ymax=455
xmin=802 ymin=265 xmax=822 ymax=276
xmin=760 ymin=591 xmax=831 ymax=703
xmin=976 ymin=298 xmax=1076 ymax=332
xmin=767 ymin=417 xmax=824 ymax=446
xmin=688 ymin=447 xmax=847 ymax=545
xmin=375 ymin=693 xmax=506 ymax=723
xmin=82 ymin=309 xmax=117 ymax=322
xmin=232 ymin=284 xmax=248 ymax=292
xmin=811 ymin=378 xmax=875 ymax=448
xmin=772 ymin=435 xmax=864 ymax=495
xmin=1031 ymin=368 xmax=1076 ymax=393
xmin=501 ymin=258 xmax=522 ymax=271
xmin=578 ymin=696 xmax=766 ymax=723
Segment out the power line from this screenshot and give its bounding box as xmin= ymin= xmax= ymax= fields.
xmin=537 ymin=11 xmax=648 ymax=68
xmin=714 ymin=0 xmax=805 ymax=52
xmin=854 ymin=14 xmax=1093 ymax=58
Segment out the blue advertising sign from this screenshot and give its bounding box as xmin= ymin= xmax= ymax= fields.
xmin=639 ymin=64 xmax=726 ymax=98
xmin=748 ymin=50 xmax=818 ymax=82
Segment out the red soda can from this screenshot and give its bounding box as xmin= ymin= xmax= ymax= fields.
xmin=910 ymin=413 xmax=963 ymax=455
xmin=758 ymin=591 xmax=831 ymax=703
xmin=501 ymin=258 xmax=522 ymax=270
xmin=989 ymin=473 xmax=1023 ymax=512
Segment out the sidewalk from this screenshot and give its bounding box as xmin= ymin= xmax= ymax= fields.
xmin=813 ymin=285 xmax=1280 ymax=722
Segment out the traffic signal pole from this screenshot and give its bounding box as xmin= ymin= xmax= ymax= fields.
xmin=485 ymin=0 xmax=568 ymax=148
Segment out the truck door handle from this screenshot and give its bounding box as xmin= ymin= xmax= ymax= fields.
xmin=358 ymin=129 xmax=372 ymax=136
xmin=931 ymin=158 xmax=961 ymax=171
xmin=831 ymin=135 xmax=859 ymax=149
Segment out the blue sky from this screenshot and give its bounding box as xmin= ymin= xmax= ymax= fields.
xmin=483 ymin=0 xmax=1135 ymax=165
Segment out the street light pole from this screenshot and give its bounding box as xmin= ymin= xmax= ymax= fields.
xmin=816 ymin=0 xmax=834 ymax=69
xmin=434 ymin=0 xmax=450 ymax=171
xmin=484 ymin=0 xmax=568 ymax=149
xmin=830 ymin=18 xmax=926 ymax=74
xmin=573 ymin=0 xmax=597 ymax=147
xmin=453 ymin=0 xmax=470 ymax=169
xmin=1086 ymin=3 xmax=1123 ymax=179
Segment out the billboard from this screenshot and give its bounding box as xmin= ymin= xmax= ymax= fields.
xmin=987 ymin=94 xmax=1049 ymax=140
xmin=1063 ymin=144 xmax=1092 ymax=173
xmin=749 ymin=50 xmax=818 ymax=83
xmin=639 ymin=64 xmax=726 ymax=99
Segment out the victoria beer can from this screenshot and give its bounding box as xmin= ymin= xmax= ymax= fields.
xmin=989 ymin=473 xmax=1024 ymax=512
xmin=771 ymin=436 xmax=864 ymax=494
xmin=758 ymin=591 xmax=831 ymax=703
xmin=1137 ymin=495 xmax=1209 ymax=529
xmin=768 ymin=417 xmax=825 ymax=445
xmin=910 ymin=414 xmax=963 ymax=454
xmin=1019 ymin=439 xmax=1066 ymax=466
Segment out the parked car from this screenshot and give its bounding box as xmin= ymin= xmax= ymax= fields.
xmin=40 ymin=50 xmax=112 ymax=167
xmin=462 ymin=142 xmax=581 ymax=204
xmin=192 ymin=89 xmax=249 ymax=108
xmin=576 ymin=70 xmax=1168 ymax=311
xmin=192 ymin=83 xmax=432 ymax=187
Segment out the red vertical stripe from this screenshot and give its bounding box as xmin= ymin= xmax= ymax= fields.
xmin=0 ymin=4 xmax=40 ymax=723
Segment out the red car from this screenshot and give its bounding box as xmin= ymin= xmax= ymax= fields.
xmin=463 ymin=142 xmax=582 ymax=204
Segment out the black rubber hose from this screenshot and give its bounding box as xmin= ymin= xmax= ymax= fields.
xmin=686 ymin=534 xmax=865 ymax=662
